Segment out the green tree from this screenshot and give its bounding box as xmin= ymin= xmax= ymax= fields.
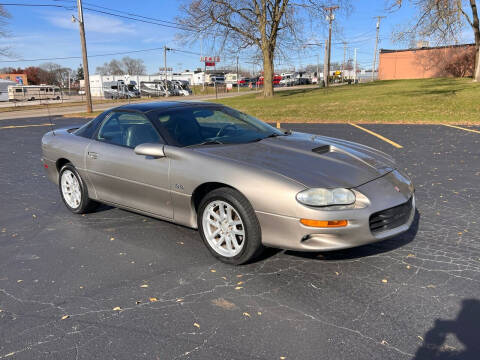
xmin=76 ymin=64 xmax=84 ymax=81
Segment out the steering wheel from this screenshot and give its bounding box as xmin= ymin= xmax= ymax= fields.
xmin=215 ymin=123 xmax=237 ymax=137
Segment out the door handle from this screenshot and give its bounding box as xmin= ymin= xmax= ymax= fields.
xmin=88 ymin=151 xmax=98 ymax=159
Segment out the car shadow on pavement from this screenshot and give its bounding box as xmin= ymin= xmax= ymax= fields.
xmin=413 ymin=299 xmax=480 ymax=360
xmin=282 ymin=210 xmax=420 ymax=261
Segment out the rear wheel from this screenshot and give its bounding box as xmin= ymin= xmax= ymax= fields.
xmin=198 ymin=187 xmax=263 ymax=265
xmin=59 ymin=164 xmax=98 ymax=214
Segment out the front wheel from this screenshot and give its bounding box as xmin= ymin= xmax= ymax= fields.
xmin=198 ymin=187 xmax=263 ymax=265
xmin=59 ymin=164 xmax=98 ymax=214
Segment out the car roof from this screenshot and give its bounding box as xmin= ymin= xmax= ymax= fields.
xmin=113 ymin=101 xmax=219 ymax=113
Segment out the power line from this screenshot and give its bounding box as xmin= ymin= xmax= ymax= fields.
xmin=0 ymin=46 xmax=200 ymax=63
xmin=82 ymin=7 xmax=196 ymax=32
xmin=0 ymin=2 xmax=74 ymax=8
xmin=81 ymin=1 xmax=188 ymax=29
xmin=0 ymin=2 xmax=196 ymax=31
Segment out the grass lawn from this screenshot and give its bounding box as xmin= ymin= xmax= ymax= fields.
xmin=211 ymin=78 xmax=480 ymax=124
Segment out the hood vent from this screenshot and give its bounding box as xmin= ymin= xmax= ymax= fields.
xmin=312 ymin=145 xmax=331 ymax=155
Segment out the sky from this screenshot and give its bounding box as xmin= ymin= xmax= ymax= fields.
xmin=0 ymin=0 xmax=475 ymax=74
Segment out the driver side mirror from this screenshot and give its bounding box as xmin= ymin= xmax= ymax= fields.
xmin=134 ymin=143 xmax=165 ymax=158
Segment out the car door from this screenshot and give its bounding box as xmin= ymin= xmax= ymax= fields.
xmin=85 ymin=111 xmax=173 ymax=219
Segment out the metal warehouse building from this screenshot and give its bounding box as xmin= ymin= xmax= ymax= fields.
xmin=378 ymin=43 xmax=476 ymax=80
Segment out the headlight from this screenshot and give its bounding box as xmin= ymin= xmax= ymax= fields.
xmin=296 ymin=188 xmax=356 ymax=207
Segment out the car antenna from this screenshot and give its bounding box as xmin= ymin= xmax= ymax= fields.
xmin=46 ymin=101 xmax=55 ymax=136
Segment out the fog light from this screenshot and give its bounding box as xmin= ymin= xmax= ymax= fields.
xmin=300 ymin=219 xmax=348 ymax=228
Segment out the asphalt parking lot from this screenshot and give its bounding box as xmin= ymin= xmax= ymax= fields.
xmin=1 ymin=116 xmax=479 ymax=359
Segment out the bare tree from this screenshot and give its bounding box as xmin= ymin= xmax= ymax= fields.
xmin=39 ymin=63 xmax=72 ymax=86
xmin=95 ymin=58 xmax=146 ymax=75
xmin=177 ymin=1 xmax=349 ymax=97
xmin=122 ymin=56 xmax=147 ymax=75
xmin=95 ymin=59 xmax=125 ymax=75
xmin=392 ymin=0 xmax=480 ymax=81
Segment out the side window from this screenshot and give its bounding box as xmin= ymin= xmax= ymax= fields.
xmin=96 ymin=112 xmax=162 ymax=148
xmin=15 ymin=88 xmax=22 ymax=93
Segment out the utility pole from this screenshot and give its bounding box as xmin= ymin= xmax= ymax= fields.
xmin=76 ymin=0 xmax=92 ymax=113
xmin=323 ymin=40 xmax=329 ymax=87
xmin=323 ymin=5 xmax=339 ymax=88
xmin=316 ymin=53 xmax=319 ymax=87
xmin=372 ymin=16 xmax=385 ymax=81
xmin=164 ymin=45 xmax=171 ymax=97
xmin=353 ymin=48 xmax=357 ymax=83
xmin=342 ymin=41 xmax=347 ymax=82
xmin=236 ymin=55 xmax=239 ymax=93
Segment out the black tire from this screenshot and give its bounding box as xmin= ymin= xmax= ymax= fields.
xmin=58 ymin=163 xmax=98 ymax=214
xmin=197 ymin=187 xmax=263 ymax=265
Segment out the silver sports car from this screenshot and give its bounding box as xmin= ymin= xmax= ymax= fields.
xmin=41 ymin=101 xmax=415 ymax=264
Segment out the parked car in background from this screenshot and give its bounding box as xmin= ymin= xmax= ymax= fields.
xmin=295 ymin=77 xmax=311 ymax=85
xmin=208 ymin=75 xmax=225 ymax=86
xmin=280 ymin=73 xmax=295 ymax=87
xmin=256 ymin=75 xmax=282 ymax=87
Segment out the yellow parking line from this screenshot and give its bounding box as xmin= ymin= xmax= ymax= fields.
xmin=349 ymin=123 xmax=403 ymax=149
xmin=442 ymin=124 xmax=480 ymax=134
xmin=0 ymin=123 xmax=54 ymax=130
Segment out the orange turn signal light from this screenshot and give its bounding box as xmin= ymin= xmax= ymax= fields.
xmin=300 ymin=219 xmax=348 ymax=228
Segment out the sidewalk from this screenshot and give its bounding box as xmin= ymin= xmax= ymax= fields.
xmin=0 ymin=84 xmax=321 ymax=120
xmin=0 ymin=90 xmax=259 ymax=120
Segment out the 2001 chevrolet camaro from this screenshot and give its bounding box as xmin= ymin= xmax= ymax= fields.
xmin=41 ymin=101 xmax=415 ymax=264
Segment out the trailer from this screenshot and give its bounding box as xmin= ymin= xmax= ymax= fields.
xmin=0 ymin=79 xmax=16 ymax=101
xmin=8 ymin=85 xmax=61 ymax=101
xmin=103 ymin=80 xmax=140 ymax=99
xmin=172 ymin=80 xmax=192 ymax=96
xmin=140 ymin=81 xmax=169 ymax=97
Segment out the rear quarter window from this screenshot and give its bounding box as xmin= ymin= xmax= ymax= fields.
xmin=74 ymin=111 xmax=109 ymax=138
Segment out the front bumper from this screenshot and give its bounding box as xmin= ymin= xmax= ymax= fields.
xmin=256 ymin=172 xmax=416 ymax=252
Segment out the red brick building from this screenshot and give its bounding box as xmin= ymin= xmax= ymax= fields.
xmin=378 ymin=44 xmax=475 ymax=80
xmin=0 ymin=73 xmax=28 ymax=85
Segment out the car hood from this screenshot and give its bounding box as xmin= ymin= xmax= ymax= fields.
xmin=193 ymin=131 xmax=397 ymax=188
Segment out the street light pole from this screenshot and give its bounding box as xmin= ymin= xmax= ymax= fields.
xmin=164 ymin=45 xmax=171 ymax=97
xmin=353 ymin=48 xmax=357 ymax=83
xmin=76 ymin=0 xmax=92 ymax=113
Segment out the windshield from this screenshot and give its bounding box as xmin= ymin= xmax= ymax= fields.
xmin=149 ymin=106 xmax=284 ymax=147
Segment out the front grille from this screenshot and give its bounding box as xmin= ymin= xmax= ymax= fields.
xmin=369 ymin=197 xmax=413 ymax=234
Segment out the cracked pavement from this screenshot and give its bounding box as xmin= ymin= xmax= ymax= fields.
xmin=1 ymin=117 xmax=479 ymax=359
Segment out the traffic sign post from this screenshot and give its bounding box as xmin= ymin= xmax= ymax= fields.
xmin=200 ymin=56 xmax=221 ymax=89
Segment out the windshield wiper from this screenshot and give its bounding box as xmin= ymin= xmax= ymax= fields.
xmin=187 ymin=140 xmax=224 ymax=147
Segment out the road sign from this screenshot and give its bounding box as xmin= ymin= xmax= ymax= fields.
xmin=200 ymin=56 xmax=220 ymax=63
